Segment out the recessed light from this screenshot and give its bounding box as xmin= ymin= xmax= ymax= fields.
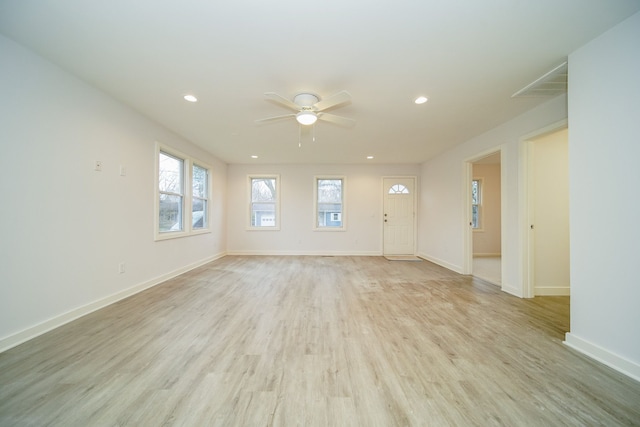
xmin=251 ymin=155 xmax=258 ymax=159
xmin=414 ymin=96 xmax=428 ymax=104
xmin=366 ymin=156 xmax=374 ymax=159
xmin=183 ymin=94 xmax=198 ymax=102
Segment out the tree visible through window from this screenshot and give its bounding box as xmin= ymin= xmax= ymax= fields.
xmin=250 ymin=176 xmax=279 ymax=228
xmin=192 ymin=164 xmax=208 ymax=229
xmin=316 ymin=178 xmax=344 ymax=229
xmin=472 ymin=179 xmax=481 ymax=229
xmin=159 ymin=151 xmax=184 ymax=232
xmin=156 ymin=144 xmax=212 ymax=240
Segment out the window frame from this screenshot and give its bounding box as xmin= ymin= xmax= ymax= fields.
xmin=472 ymin=178 xmax=483 ymax=231
xmin=191 ymin=162 xmax=210 ymax=231
xmin=247 ymin=174 xmax=280 ymax=231
xmin=314 ymin=176 xmax=346 ymax=231
xmin=388 ymin=184 xmax=410 ymax=194
xmin=155 ymin=143 xmax=212 ymax=241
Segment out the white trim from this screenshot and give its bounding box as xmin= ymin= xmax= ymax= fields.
xmin=417 ymin=252 xmax=464 ymax=274
xmin=247 ymin=174 xmax=281 ymax=231
xmin=313 ymin=175 xmax=346 ymax=231
xmin=155 ymin=142 xmax=213 ymax=240
xmin=519 ymin=119 xmax=568 ymax=298
xmin=0 ymin=253 xmax=226 ymax=353
xmin=463 ymin=148 xmax=505 ymax=284
xmin=382 ymin=176 xmax=418 ymax=256
xmin=534 ymin=286 xmax=570 ymax=296
xmin=192 ymin=162 xmax=212 ymax=233
xmin=564 ymin=333 xmax=640 ymax=383
xmin=519 ymin=138 xmax=534 ymax=298
xmin=499 ymin=149 xmax=508 ymax=297
xmin=500 ymin=283 xmax=522 ymax=298
xmin=226 ymin=250 xmax=382 ymax=256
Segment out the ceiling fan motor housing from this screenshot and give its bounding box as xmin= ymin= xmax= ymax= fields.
xmin=294 ymin=93 xmax=320 ymax=109
xmin=257 ymin=90 xmax=354 ymax=128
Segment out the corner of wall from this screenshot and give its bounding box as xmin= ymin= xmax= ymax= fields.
xmin=564 ymin=333 xmax=640 ymax=383
xmin=0 ymin=253 xmax=226 ymax=354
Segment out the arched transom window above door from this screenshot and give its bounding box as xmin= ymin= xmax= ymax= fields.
xmin=388 ymin=184 xmax=410 ymax=194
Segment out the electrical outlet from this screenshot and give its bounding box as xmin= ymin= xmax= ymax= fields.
xmin=119 ymin=262 xmax=125 ymax=274
xmin=95 ymin=161 xmax=102 ymax=171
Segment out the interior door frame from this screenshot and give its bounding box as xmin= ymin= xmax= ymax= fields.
xmin=519 ymin=119 xmax=568 ymax=298
xmin=462 ymin=148 xmax=506 ymax=287
xmin=382 ymin=176 xmax=417 ymax=256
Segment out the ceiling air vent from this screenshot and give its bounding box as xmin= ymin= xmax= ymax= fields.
xmin=512 ymin=61 xmax=567 ymax=98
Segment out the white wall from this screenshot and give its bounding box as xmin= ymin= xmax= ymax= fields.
xmin=531 ymin=129 xmax=570 ymax=296
xmin=418 ymin=95 xmax=567 ymax=295
xmin=564 ymin=12 xmax=640 ymax=380
xmin=0 ymin=36 xmax=227 ymax=350
xmin=472 ymin=163 xmax=501 ymax=255
xmin=227 ymin=164 xmax=420 ymax=255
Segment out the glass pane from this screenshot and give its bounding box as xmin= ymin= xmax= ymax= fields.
xmin=472 ymin=205 xmax=479 ymax=228
xmin=193 ymin=164 xmax=208 ymax=198
xmin=192 ymin=198 xmax=207 ymax=229
xmin=317 ymin=179 xmax=342 ymax=203
xmin=251 ymin=202 xmax=276 ymax=227
xmin=472 ymin=180 xmax=479 ymax=205
xmin=318 ymin=202 xmax=342 ymax=227
xmin=159 ymin=194 xmax=183 ymax=232
xmin=159 ymin=152 xmax=183 ymax=194
xmin=252 ymin=178 xmax=276 ymax=202
xmin=389 ymin=184 xmax=409 ymax=194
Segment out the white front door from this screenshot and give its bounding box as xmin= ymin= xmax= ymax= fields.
xmin=383 ymin=177 xmax=415 ymax=255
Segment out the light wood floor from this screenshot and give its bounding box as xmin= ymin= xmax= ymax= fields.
xmin=473 ymin=256 xmax=501 ymax=286
xmin=1 ymin=256 xmax=639 ymax=426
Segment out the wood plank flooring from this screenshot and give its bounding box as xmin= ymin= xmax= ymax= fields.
xmin=1 ymin=256 xmax=639 ymax=426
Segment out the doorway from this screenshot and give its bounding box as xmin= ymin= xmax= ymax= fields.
xmin=525 ymin=127 xmax=570 ymax=296
xmin=383 ymin=177 xmax=416 ymax=255
xmin=469 ymin=152 xmax=502 ymax=285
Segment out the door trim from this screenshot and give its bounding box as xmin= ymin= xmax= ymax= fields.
xmin=519 ymin=119 xmax=568 ymax=298
xmin=463 ymin=148 xmax=506 ymax=288
xmin=382 ymin=176 xmax=417 ymax=256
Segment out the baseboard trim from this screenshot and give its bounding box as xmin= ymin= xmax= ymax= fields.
xmin=226 ymin=250 xmax=382 ymax=256
xmin=0 ymin=252 xmax=226 ymax=354
xmin=501 ymin=284 xmax=523 ymax=298
xmin=416 ymin=253 xmax=463 ymax=274
xmin=564 ymin=333 xmax=640 ymax=383
xmin=535 ymin=286 xmax=570 ymax=296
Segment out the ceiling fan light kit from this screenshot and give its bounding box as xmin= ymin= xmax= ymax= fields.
xmin=257 ymin=90 xmax=355 ymax=128
xmin=256 ymin=90 xmax=355 ymax=147
xmin=296 ymin=111 xmax=318 ymax=125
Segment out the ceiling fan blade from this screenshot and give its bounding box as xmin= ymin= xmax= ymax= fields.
xmin=317 ymin=112 xmax=356 ymax=127
xmin=255 ymin=113 xmax=296 ymax=124
xmin=314 ymin=90 xmax=352 ymax=111
xmin=264 ymin=92 xmax=300 ymax=111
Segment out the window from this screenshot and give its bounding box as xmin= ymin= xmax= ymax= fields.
xmin=315 ymin=177 xmax=345 ymax=230
xmin=472 ymin=179 xmax=482 ymax=229
xmin=389 ymin=184 xmax=410 ymax=194
xmin=155 ymin=143 xmax=211 ymax=240
xmin=192 ymin=164 xmax=208 ymax=230
xmin=158 ymin=151 xmax=184 ymax=233
xmin=249 ymin=175 xmax=279 ymax=230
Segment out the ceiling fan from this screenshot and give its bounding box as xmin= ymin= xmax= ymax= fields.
xmin=256 ymin=91 xmax=355 ymax=128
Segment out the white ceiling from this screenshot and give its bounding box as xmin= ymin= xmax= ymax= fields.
xmin=1 ymin=1 xmax=638 ymax=165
